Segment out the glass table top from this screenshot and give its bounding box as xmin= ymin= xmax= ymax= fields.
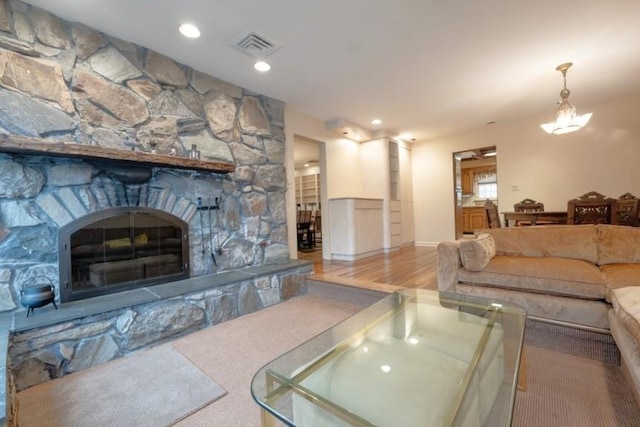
xmin=251 ymin=289 xmax=526 ymax=427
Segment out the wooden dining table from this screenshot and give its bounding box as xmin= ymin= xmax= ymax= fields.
xmin=502 ymin=211 xmax=568 ymax=227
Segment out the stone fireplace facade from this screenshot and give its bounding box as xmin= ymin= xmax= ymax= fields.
xmin=0 ymin=0 xmax=291 ymax=315
xmin=0 ymin=0 xmax=310 ymax=405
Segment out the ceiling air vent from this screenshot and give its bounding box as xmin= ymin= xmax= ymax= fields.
xmin=230 ymin=30 xmax=281 ymax=58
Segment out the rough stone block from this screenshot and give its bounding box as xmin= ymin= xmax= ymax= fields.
xmin=281 ymin=274 xmax=306 ymax=300
xmin=86 ymin=45 xmax=142 ymax=83
xmin=240 ymin=192 xmax=267 ymax=216
xmin=13 ymin=356 xmax=56 ymax=391
xmin=47 ymin=162 xmax=96 ymax=187
xmin=205 ymin=292 xmax=237 ymax=325
xmin=57 ymin=187 xmax=88 ymax=219
xmin=145 ymin=50 xmax=188 ymax=87
xmin=0 ymin=90 xmax=75 ymax=137
xmin=126 ymin=78 xmax=162 ymax=100
xmin=204 ymin=92 xmax=236 ymax=138
xmin=0 ymin=0 xmax=10 ymax=32
xmin=0 ymin=201 xmax=43 ymax=227
xmin=149 ymin=91 xmax=197 ymax=118
xmin=71 ymin=22 xmax=107 ymax=59
xmin=237 ymin=281 xmax=261 ymax=316
xmin=36 ymin=193 xmax=73 ymax=226
xmin=30 ymin=7 xmax=70 ymax=49
xmin=239 ymin=97 xmax=270 ymax=135
xmin=265 ymin=244 xmax=291 ymax=264
xmin=124 ymin=301 xmax=206 ymax=350
xmin=179 ymin=131 xmax=234 ymax=163
xmin=229 ymin=142 xmax=267 ymax=165
xmin=255 ymin=276 xmax=280 ymax=307
xmin=72 ymin=68 xmax=149 ymax=126
xmin=0 ymin=283 xmax=16 ymax=312
xmin=190 ymin=70 xmax=242 ymax=98
xmin=0 ymin=48 xmax=74 ymax=113
xmin=268 ymin=191 xmax=287 ymax=225
xmin=255 ymin=166 xmax=285 ymax=191
xmin=65 ymin=334 xmax=119 ymax=373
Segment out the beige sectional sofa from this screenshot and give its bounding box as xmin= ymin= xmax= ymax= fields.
xmin=437 ymin=224 xmax=640 ymax=400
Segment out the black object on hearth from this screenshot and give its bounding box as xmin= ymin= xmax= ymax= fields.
xmin=20 ymin=276 xmax=58 ymax=317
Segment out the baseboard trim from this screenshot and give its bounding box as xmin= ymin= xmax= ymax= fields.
xmin=330 ymin=248 xmax=385 ymax=261
xmin=414 ymin=241 xmax=438 ymax=247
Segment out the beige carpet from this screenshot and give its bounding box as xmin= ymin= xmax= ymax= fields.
xmin=17 ymin=294 xmax=640 ymax=426
xmin=514 ymin=345 xmax=637 ymax=426
xmin=513 ymin=320 xmax=640 ymax=426
xmin=172 ymin=294 xmax=363 ymax=426
xmin=18 ymin=345 xmax=226 ymax=427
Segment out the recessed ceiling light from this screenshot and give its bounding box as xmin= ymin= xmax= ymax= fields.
xmin=304 ymin=163 xmax=309 ymax=167
xmin=179 ymin=23 xmax=201 ymax=39
xmin=371 ymin=119 xmax=382 ymax=125
xmin=254 ymin=61 xmax=271 ymax=72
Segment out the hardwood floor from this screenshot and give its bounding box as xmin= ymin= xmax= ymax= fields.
xmin=303 ymin=245 xmax=438 ymax=294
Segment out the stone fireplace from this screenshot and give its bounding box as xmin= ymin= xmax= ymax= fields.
xmin=0 ymin=0 xmax=292 ymax=316
xmin=0 ymin=1 xmax=311 ymax=410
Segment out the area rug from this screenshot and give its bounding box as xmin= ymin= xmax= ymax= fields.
xmin=512 ymin=320 xmax=640 ymax=426
xmin=17 ymin=345 xmax=226 ymax=427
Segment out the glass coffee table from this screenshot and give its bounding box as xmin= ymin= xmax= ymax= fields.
xmin=251 ymin=289 xmax=526 ymax=427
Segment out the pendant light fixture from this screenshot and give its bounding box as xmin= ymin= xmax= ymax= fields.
xmin=540 ymin=62 xmax=592 ymax=135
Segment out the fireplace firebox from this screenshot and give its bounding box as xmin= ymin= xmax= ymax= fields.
xmin=58 ymin=207 xmax=190 ymax=302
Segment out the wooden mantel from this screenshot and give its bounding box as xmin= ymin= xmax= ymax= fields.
xmin=0 ymin=134 xmax=235 ymax=174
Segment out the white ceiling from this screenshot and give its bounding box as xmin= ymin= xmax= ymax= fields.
xmin=25 ymin=0 xmax=640 ymax=142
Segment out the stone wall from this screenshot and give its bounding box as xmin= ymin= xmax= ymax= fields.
xmin=0 ymin=0 xmax=290 ymax=315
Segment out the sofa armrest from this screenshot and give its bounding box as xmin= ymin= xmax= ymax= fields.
xmin=437 ymin=240 xmax=462 ymax=293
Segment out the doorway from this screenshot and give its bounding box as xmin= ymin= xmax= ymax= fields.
xmin=294 ymin=136 xmax=323 ymax=262
xmin=452 ymin=146 xmax=498 ymax=238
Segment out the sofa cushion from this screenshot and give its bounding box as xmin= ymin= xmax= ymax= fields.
xmin=458 ymin=255 xmax=606 ymax=299
xmin=485 ymin=225 xmax=598 ymax=264
xmin=600 ymin=264 xmax=640 ymax=302
xmin=597 ymin=224 xmax=640 ymax=265
xmin=610 ymin=287 xmax=640 ymax=345
xmin=459 ymin=234 xmax=495 ymax=272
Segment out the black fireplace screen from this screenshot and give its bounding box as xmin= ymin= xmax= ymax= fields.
xmin=59 ymin=207 xmax=189 ymax=302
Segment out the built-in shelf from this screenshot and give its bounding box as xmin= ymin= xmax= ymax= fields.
xmin=295 ymin=173 xmax=321 ymax=208
xmin=0 ymin=134 xmax=235 ymax=174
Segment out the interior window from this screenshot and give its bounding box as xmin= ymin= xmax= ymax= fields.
xmin=477 ymin=177 xmax=497 ymax=199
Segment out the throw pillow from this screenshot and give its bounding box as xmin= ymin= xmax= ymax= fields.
xmin=459 ymin=234 xmax=496 ymax=272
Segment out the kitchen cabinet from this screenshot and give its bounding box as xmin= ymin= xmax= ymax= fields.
xmin=462 ymin=170 xmax=473 ymax=195
xmin=463 ymin=207 xmax=488 ymax=233
xmin=461 ymin=166 xmax=497 ymax=195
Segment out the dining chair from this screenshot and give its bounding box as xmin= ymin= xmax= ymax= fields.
xmin=296 ymin=210 xmax=314 ymax=249
xmin=484 ymin=200 xmax=502 ymax=228
xmin=567 ymin=191 xmax=616 ymax=225
xmin=613 ymin=193 xmax=640 ymax=227
xmin=513 ymin=198 xmax=545 ymax=226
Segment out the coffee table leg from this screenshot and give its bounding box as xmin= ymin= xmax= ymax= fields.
xmin=261 ymin=408 xmax=276 ymax=427
xmin=517 ymin=347 xmax=528 ymax=392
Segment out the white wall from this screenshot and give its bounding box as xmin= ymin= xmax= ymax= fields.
xmin=412 ymin=95 xmax=640 ymax=246
xmin=284 ymin=106 xmax=365 ymax=259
